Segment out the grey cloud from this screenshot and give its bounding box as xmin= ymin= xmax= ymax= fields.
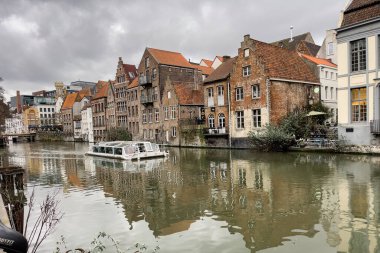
xmin=0 ymin=0 xmax=348 ymax=100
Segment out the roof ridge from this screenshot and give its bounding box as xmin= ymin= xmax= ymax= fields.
xmin=147 ymin=47 xmax=182 ymax=55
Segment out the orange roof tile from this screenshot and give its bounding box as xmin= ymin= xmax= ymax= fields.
xmin=61 ymin=93 xmax=78 ymax=110
xmin=93 ymin=82 xmax=109 ymax=100
xmin=201 ymin=59 xmax=213 ymax=67
xmin=173 ymin=83 xmax=204 ymax=105
xmin=128 ymin=78 xmax=138 ymax=89
xmin=252 ymin=39 xmax=320 ymax=83
xmin=190 ymin=63 xmax=213 ymax=76
xmin=300 ymin=53 xmax=337 ymax=68
xmin=147 ymin=48 xmax=194 ymax=68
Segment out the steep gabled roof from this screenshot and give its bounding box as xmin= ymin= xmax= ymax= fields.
xmin=271 ymin=32 xmax=313 ymax=51
xmin=204 ymin=57 xmax=237 ymax=83
xmin=190 ymin=63 xmax=213 ymax=76
xmin=253 ymin=39 xmax=320 ymax=83
xmin=93 ymin=82 xmax=109 ymax=100
xmin=341 ymin=0 xmax=380 ymax=27
xmin=200 ymin=59 xmax=213 ymax=67
xmin=128 ymin=78 xmax=138 ymax=89
xmin=300 ymin=53 xmax=337 ymax=68
xmin=75 ymin=89 xmax=91 ymax=102
xmin=123 ymin=64 xmax=138 ymax=82
xmin=301 ymin=41 xmax=321 ymax=57
xmin=173 ymin=83 xmax=204 ymax=105
xmin=61 ymin=93 xmax=78 ymax=110
xmin=147 ymin=48 xmax=194 ymax=68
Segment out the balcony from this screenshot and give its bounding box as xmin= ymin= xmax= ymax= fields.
xmin=140 ymin=94 xmax=156 ymax=105
xmin=370 ymin=120 xmax=380 ymax=134
xmin=139 ymin=75 xmax=152 ymax=86
xmin=203 ymin=128 xmax=228 ymax=137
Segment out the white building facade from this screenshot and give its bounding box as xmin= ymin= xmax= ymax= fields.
xmin=336 ymin=0 xmax=380 ymax=145
xmin=5 ymin=115 xmax=25 ymax=135
xmin=81 ymin=106 xmax=94 ymax=143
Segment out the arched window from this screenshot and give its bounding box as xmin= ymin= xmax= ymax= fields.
xmin=208 ymin=114 xmax=215 ymax=128
xmin=218 ymin=113 xmax=225 ymax=128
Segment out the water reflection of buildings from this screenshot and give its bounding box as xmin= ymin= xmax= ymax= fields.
xmin=9 ymin=143 xmax=380 ymax=253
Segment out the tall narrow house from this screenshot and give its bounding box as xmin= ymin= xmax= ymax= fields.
xmin=114 ymin=57 xmax=138 ymax=130
xmin=336 ymin=0 xmax=380 ymax=145
xmin=137 ymin=48 xmax=203 ymax=144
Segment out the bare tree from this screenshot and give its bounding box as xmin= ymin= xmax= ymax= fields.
xmin=24 ymin=189 xmax=64 ymax=253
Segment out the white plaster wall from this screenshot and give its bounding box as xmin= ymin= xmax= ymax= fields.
xmin=368 ymin=35 xmax=377 ymax=71
xmin=338 ymin=89 xmax=349 ymax=124
xmin=337 ymin=43 xmax=348 ymax=75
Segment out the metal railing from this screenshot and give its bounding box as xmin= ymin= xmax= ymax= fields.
xmin=370 ymin=120 xmax=380 ymax=134
xmin=138 ymin=75 xmax=152 ymax=86
xmin=140 ymin=94 xmax=157 ymax=104
xmin=203 ymin=128 xmax=228 ymax=135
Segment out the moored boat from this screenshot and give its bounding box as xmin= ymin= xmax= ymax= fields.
xmin=85 ymin=141 xmax=168 ymax=160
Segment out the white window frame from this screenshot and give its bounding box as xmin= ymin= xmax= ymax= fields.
xmin=208 ymin=87 xmax=214 ymax=97
xmin=236 ymin=87 xmax=244 ymax=101
xmin=251 ymin=84 xmax=260 ymax=99
xmin=244 ymin=48 xmax=249 ymax=57
xmin=236 ymin=111 xmax=244 ymax=129
xmin=252 ymin=109 xmax=261 ymax=128
xmin=242 ymin=65 xmax=251 ymax=77
xmin=208 ymin=114 xmax=215 ymax=128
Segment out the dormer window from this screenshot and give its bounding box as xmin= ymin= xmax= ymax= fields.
xmin=244 ymin=48 xmax=249 ymax=57
xmin=128 ymin=72 xmax=135 ymax=79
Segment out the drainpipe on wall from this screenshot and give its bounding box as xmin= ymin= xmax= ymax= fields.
xmin=227 ymin=79 xmax=232 ymax=148
xmin=178 ymin=104 xmax=181 ymax=147
xmin=266 ymin=78 xmax=271 ymax=124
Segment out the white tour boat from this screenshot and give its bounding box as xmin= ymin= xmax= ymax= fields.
xmin=86 ymin=141 xmax=168 ymax=160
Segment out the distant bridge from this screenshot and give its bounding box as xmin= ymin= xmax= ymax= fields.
xmin=2 ymin=133 xmax=36 ymax=142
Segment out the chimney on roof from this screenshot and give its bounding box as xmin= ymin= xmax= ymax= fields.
xmin=244 ymin=34 xmax=250 ymax=41
xmin=223 ymin=56 xmax=231 ymax=61
xmin=289 ymin=26 xmax=294 ymax=42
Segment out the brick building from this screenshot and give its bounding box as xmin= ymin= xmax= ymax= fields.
xmin=160 ymin=79 xmax=204 ymax=145
xmin=203 ymin=56 xmax=236 ymax=146
xmin=92 ymin=81 xmax=109 ymax=142
xmin=106 ymin=81 xmax=117 ymax=130
xmin=229 ymin=35 xmax=320 ymax=146
xmin=61 ymin=93 xmax=77 ymax=134
xmin=126 ymin=78 xmax=140 ymax=139
xmin=137 ymin=47 xmax=203 ymax=144
xmin=114 ymin=57 xmax=137 ymax=130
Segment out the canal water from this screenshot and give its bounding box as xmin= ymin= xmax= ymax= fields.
xmin=1 ymin=142 xmax=380 ymax=252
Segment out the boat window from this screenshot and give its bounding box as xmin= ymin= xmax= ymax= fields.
xmin=93 ymin=146 xmax=99 ymax=153
xmin=114 ymin=148 xmax=122 ymax=155
xmin=106 ymin=147 xmax=113 ymax=154
xmin=100 ymin=147 xmax=105 ymax=153
xmin=124 ymin=146 xmax=136 ymax=154
xmin=144 ymin=143 xmax=153 ymax=152
xmin=138 ymin=143 xmax=146 ymax=152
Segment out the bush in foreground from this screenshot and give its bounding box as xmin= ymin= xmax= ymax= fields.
xmin=249 ymin=125 xmax=295 ymax=152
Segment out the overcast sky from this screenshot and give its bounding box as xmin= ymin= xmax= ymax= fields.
xmin=0 ymin=0 xmax=348 ymax=101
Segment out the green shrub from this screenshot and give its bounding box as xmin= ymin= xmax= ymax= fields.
xmin=279 ymin=109 xmax=309 ymax=139
xmin=249 ymin=125 xmax=295 ymax=152
xmin=106 ymin=128 xmax=132 ymax=141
